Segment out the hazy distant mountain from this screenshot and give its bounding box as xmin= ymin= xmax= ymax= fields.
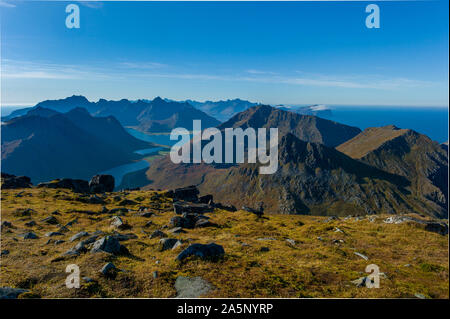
xmin=218 ymin=105 xmax=360 ymax=147
xmin=1 ymin=108 xmax=152 ymax=183
xmin=337 ymin=125 xmax=448 ymax=216
xmin=12 ymin=95 xmax=220 ymax=133
xmin=184 ymin=99 xmax=259 ymax=122
xmin=136 ymin=97 xmax=220 ymax=132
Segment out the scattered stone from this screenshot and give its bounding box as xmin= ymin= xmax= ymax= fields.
xmin=175 ymin=276 xmax=213 ymax=298
xmin=112 ymin=233 xmax=138 ymax=241
xmin=168 ymin=227 xmax=185 ymax=234
xmin=150 ymin=230 xmax=167 ymax=239
xmin=159 ymin=238 xmax=179 ymax=251
xmin=45 ymin=232 xmax=64 ymax=237
xmin=354 ymin=252 xmax=369 ymax=261
xmin=257 ymin=237 xmax=276 ymax=241
xmin=111 ymin=216 xmax=128 ymax=230
xmin=109 ymin=207 xmax=128 ymax=214
xmin=118 ymin=199 xmax=138 ymax=206
xmin=324 ymin=216 xmax=339 ymax=223
xmin=134 ymin=211 xmax=153 ymax=218
xmin=100 ymin=262 xmax=117 ymax=277
xmin=13 ymin=208 xmax=35 ymax=217
xmin=18 ymin=232 xmax=38 ymax=239
xmin=91 ymin=236 xmax=123 ymax=255
xmin=1 ymin=221 xmax=13 ymax=229
xmin=41 ymin=216 xmax=59 ymax=225
xmin=87 ymin=195 xmax=105 ymax=205
xmin=332 ymin=239 xmax=344 ymax=244
xmin=70 ymin=231 xmax=89 ymax=242
xmin=334 ymin=227 xmax=344 ymax=233
xmin=0 ymin=287 xmax=30 ymax=299
xmin=24 ymin=220 xmax=36 ymax=227
xmin=285 ymin=239 xmax=296 ymax=246
xmin=82 ymin=277 xmax=95 ymax=283
xmin=144 ymin=221 xmax=153 ymax=227
xmin=57 ymin=225 xmax=70 ymax=233
xmin=54 ymin=240 xmax=65 ymax=245
xmin=195 ymin=219 xmax=213 ymax=228
xmin=176 ymin=243 xmax=225 ymax=261
xmin=384 ymin=216 xmax=448 ymax=235
xmin=403 ymin=264 xmax=412 ymax=267
xmin=414 ymin=293 xmax=427 ymax=299
xmin=89 ymin=174 xmax=115 ymax=193
xmin=172 ymin=240 xmax=183 ymax=250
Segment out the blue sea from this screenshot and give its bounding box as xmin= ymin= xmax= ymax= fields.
xmin=317 ymin=106 xmax=448 ymax=144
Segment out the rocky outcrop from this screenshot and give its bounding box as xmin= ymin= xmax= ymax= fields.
xmin=37 ymin=178 xmax=90 ymax=193
xmin=1 ymin=173 xmax=32 ymax=189
xmin=89 ymin=175 xmax=115 ymax=193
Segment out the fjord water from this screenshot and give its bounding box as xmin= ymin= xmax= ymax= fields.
xmin=320 ymin=106 xmax=449 ymax=143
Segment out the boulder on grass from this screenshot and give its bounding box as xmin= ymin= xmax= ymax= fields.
xmin=89 ymin=174 xmax=115 ymax=193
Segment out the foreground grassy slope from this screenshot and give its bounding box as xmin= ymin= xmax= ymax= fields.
xmin=0 ymin=188 xmax=448 ymax=298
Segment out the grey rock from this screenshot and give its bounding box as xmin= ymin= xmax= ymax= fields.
xmin=45 ymin=232 xmax=64 ymax=237
xmin=100 ymin=262 xmax=117 ymax=276
xmin=168 ymin=227 xmax=185 ymax=234
xmin=70 ymin=231 xmax=89 ymax=242
xmin=285 ymin=239 xmax=296 ymax=246
xmin=175 ymin=276 xmax=213 ymax=298
xmin=159 ymin=238 xmax=179 ymax=251
xmin=150 ymin=230 xmax=167 ymax=239
xmin=54 ymin=240 xmax=65 ymax=245
xmin=91 ymin=236 xmax=123 ymax=255
xmin=176 ymin=243 xmax=225 ymax=261
xmin=41 ymin=216 xmax=58 ymax=225
xmin=19 ymin=232 xmax=38 ymax=239
xmin=82 ymin=277 xmax=95 ymax=283
xmin=354 ymin=252 xmax=369 ymax=260
xmin=24 ymin=221 xmax=36 ymax=227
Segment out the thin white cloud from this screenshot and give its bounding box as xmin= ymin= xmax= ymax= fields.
xmin=1 ymin=59 xmax=436 ymax=90
xmin=119 ymin=61 xmax=168 ymax=69
xmin=0 ymin=1 xmax=16 ymax=8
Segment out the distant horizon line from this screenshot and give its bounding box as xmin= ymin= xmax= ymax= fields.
xmin=0 ymin=96 xmax=448 ymax=110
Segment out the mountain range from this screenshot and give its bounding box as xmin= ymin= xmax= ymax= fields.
xmin=4 ymin=95 xmax=220 ymax=133
xmin=146 ymin=105 xmax=448 ymax=218
xmin=1 ymin=107 xmax=152 ymax=183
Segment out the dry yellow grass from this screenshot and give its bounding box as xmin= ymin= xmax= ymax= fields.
xmin=0 ymin=188 xmax=448 ymax=298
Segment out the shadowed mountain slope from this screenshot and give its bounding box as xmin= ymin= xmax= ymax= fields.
xmin=1 ymin=108 xmax=152 ymax=183
xmin=337 ymin=125 xmax=448 ymax=215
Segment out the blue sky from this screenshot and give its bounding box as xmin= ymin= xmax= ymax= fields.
xmin=0 ymin=0 xmax=448 ymax=107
